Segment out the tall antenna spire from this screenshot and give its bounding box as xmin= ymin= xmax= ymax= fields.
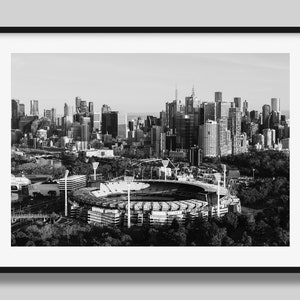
xmin=192 ymin=85 xmax=195 ymax=97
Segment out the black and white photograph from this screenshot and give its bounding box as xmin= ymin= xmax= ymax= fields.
xmin=10 ymin=52 xmax=290 ymax=248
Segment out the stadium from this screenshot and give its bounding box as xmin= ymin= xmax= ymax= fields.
xmin=70 ymin=178 xmax=241 ymax=227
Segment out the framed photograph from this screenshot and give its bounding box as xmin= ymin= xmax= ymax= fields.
xmin=2 ymin=27 xmax=297 ymax=272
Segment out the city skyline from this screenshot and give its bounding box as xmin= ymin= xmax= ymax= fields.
xmin=11 ymin=53 xmax=289 ymax=116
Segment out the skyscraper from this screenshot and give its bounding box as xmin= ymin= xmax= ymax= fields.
xmin=89 ymin=101 xmax=94 ymax=113
xmin=271 ymin=98 xmax=280 ymax=113
xmin=101 ymin=111 xmax=118 ymax=138
xmin=11 ymin=99 xmax=19 ymax=129
xmin=176 ymin=114 xmax=195 ymax=150
xmin=262 ymin=104 xmax=271 ymax=129
xmin=64 ymin=103 xmax=70 ymax=117
xmin=51 ymin=108 xmax=56 ymax=124
xmin=218 ymin=117 xmax=232 ymax=156
xmin=215 ymin=92 xmax=222 ymax=103
xmin=102 ymin=104 xmax=111 ymax=114
xmin=18 ymin=103 xmax=25 ymax=117
xmin=234 ymin=97 xmax=242 ymax=111
xmin=93 ymin=112 xmax=101 ymax=131
xmin=199 ymin=120 xmax=218 ymax=157
xmin=201 ymin=102 xmax=216 ymax=124
xmin=228 ymin=107 xmax=242 ymax=155
xmin=75 ymin=96 xmax=82 ymax=113
xmin=30 ymin=100 xmax=39 ymax=116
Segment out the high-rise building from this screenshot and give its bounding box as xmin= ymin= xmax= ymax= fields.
xmin=234 ymin=97 xmax=242 ymax=111
xmin=250 ymin=110 xmax=259 ymax=122
xmin=185 ymin=96 xmax=194 ymax=115
xmin=18 ymin=103 xmax=25 ymax=117
xmin=263 ymin=128 xmax=273 ymax=149
xmin=176 ymin=114 xmax=195 ymax=150
xmin=228 ymin=107 xmax=242 ymax=155
xmin=64 ymin=103 xmax=70 ymax=117
xmin=51 ymin=108 xmax=56 ymax=124
xmin=89 ymin=101 xmax=94 ymax=113
xmin=102 ymin=104 xmax=111 ymax=114
xmin=11 ymin=99 xmax=19 ymax=129
xmin=44 ymin=109 xmax=52 ymax=119
xmin=75 ymin=97 xmax=82 ymax=113
xmin=201 ymin=102 xmax=216 ymax=124
xmin=262 ymin=104 xmax=271 ymax=129
xmin=80 ymin=101 xmax=88 ymax=114
xmin=93 ymin=112 xmax=101 ymax=131
xmin=199 ymin=120 xmax=218 ymax=157
xmin=215 ymin=92 xmax=222 ymax=103
xmin=271 ymin=98 xmax=280 ymax=113
xmin=101 ymin=111 xmax=118 ymax=138
xmin=151 ymin=125 xmax=163 ymax=156
xmin=30 ymin=100 xmax=39 ymax=116
xmin=80 ymin=123 xmax=89 ymax=150
xmin=218 ymin=117 xmax=232 ymax=156
xmin=242 ymin=100 xmax=249 ymax=116
xmin=216 ymin=102 xmax=231 ymax=120
xmin=118 ymin=112 xmax=128 ymax=138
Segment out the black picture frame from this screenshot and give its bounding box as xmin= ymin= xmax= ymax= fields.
xmin=3 ymin=26 xmax=298 ymax=273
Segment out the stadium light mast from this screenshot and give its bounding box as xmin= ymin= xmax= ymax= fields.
xmin=215 ymin=173 xmax=222 ymax=218
xmin=221 ymin=164 xmax=226 ymax=187
xmin=125 ymin=175 xmax=134 ymax=229
xmin=162 ymin=159 xmax=169 ymax=181
xmin=64 ymin=170 xmax=69 ymax=217
xmin=92 ymin=161 xmax=99 ymax=181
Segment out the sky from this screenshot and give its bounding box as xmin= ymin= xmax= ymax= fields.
xmin=11 ymin=53 xmax=290 ymax=116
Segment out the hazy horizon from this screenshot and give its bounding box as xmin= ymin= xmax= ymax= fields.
xmin=11 ymin=53 xmax=290 ymax=116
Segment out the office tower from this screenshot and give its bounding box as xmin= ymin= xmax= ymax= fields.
xmin=166 ymin=134 xmax=176 ymax=151
xmin=80 ymin=101 xmax=88 ymax=114
xmin=11 ymin=99 xmax=19 ymax=129
xmin=93 ymin=112 xmax=101 ymax=131
xmin=234 ymin=97 xmax=242 ymax=111
xmin=64 ymin=103 xmax=70 ymax=117
xmin=88 ymin=102 xmax=94 ymax=113
xmin=75 ymin=96 xmax=82 ymax=113
xmin=18 ymin=103 xmax=25 ymax=117
xmin=30 ymin=100 xmax=39 ymax=116
xmin=101 ymin=104 xmax=111 ymax=114
xmin=250 ymin=110 xmax=259 ymax=122
xmin=51 ymin=108 xmax=56 ymax=124
xmin=218 ymin=117 xmax=232 ymax=156
xmin=242 ymin=100 xmax=249 ymax=116
xmin=166 ymin=100 xmax=184 ymax=133
xmin=216 ymin=101 xmax=231 ymax=120
xmin=262 ymin=104 xmax=271 ymax=129
xmin=271 ymin=98 xmax=280 ymax=113
xmin=201 ymin=102 xmax=216 ymax=124
xmin=215 ymin=91 xmax=222 ymax=103
xmin=160 ymin=111 xmax=167 ymax=128
xmin=151 ymin=125 xmax=163 ymax=156
xmin=199 ymin=120 xmax=218 ymax=157
xmin=44 ymin=109 xmax=52 ymax=119
xmin=228 ymin=107 xmax=242 ymax=155
xmin=81 ymin=123 xmax=89 ymax=150
xmin=63 ymin=116 xmax=73 ymax=136
xmin=145 ymin=115 xmax=157 ymax=132
xmin=128 ymin=120 xmax=134 ymax=132
xmin=189 ymin=146 xmax=202 ymax=166
xmin=252 ymin=133 xmax=264 ymax=148
xmin=263 ymin=128 xmax=273 ymax=148
xmin=101 ymin=111 xmax=118 ymax=138
xmin=269 ymin=111 xmax=280 ymax=128
xmin=176 ymin=114 xmax=195 ymax=150
xmin=118 ymin=112 xmax=128 ymax=138
xmin=185 ymin=95 xmax=194 ymax=115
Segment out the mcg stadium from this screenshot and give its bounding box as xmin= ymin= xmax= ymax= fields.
xmin=70 ymin=178 xmax=241 ymax=227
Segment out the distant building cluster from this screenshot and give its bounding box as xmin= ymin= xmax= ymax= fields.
xmin=11 ymin=90 xmax=290 ymax=160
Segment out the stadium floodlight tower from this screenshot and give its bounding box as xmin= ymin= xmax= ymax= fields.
xmin=92 ymin=161 xmax=99 ymax=181
xmin=125 ymin=175 xmax=134 ymax=228
xmin=221 ymin=164 xmax=227 ymax=187
xmin=214 ymin=172 xmax=222 ymax=218
xmin=162 ymin=159 xmax=169 ymax=181
xmin=64 ymin=170 xmax=69 ymax=217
